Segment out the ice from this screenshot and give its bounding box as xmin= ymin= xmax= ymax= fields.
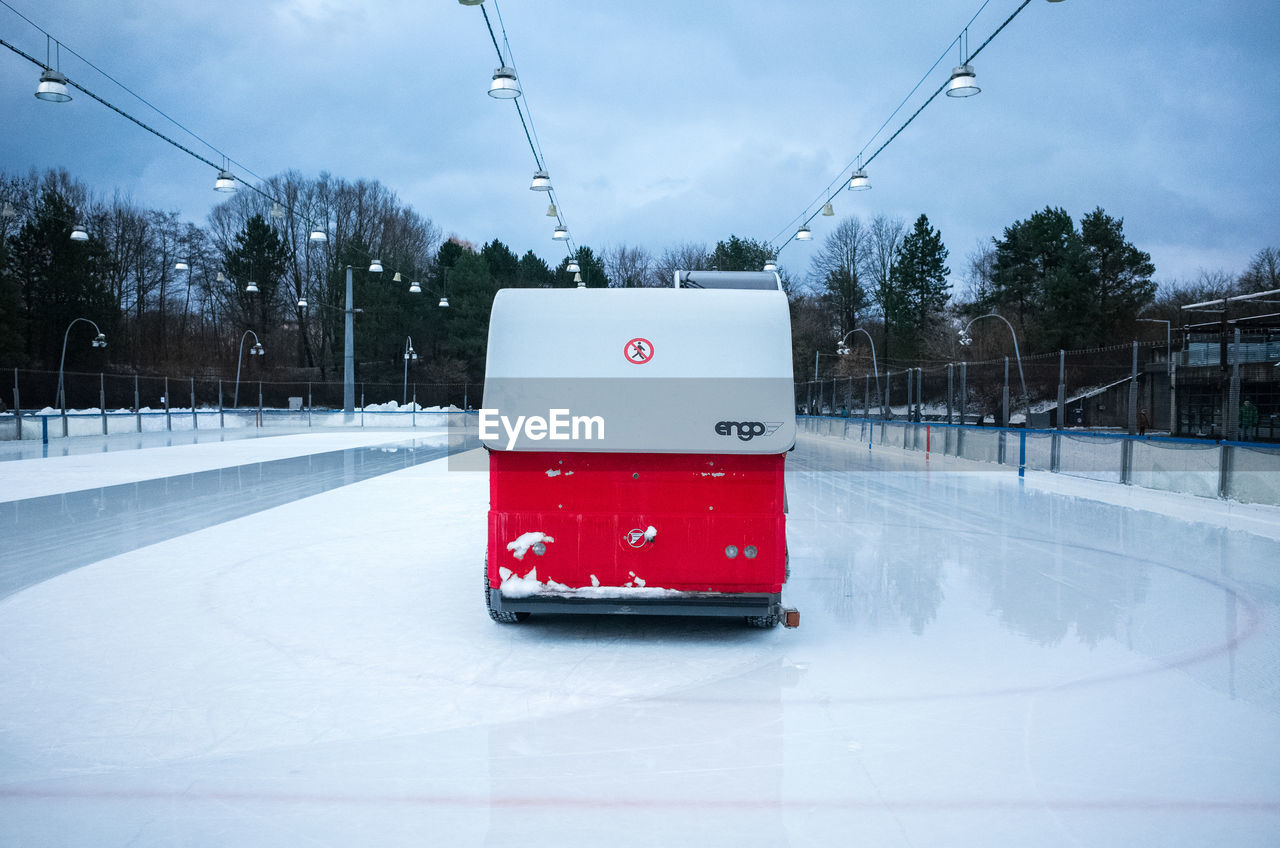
xmin=0 ymin=428 xmax=1278 ymax=846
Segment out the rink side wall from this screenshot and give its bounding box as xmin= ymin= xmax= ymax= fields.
xmin=799 ymin=415 xmax=1280 ymax=508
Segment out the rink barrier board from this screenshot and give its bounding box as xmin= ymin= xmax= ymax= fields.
xmin=799 ymin=415 xmax=1280 ymax=507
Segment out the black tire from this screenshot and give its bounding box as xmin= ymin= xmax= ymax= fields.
xmin=485 ymin=555 xmax=530 ymax=623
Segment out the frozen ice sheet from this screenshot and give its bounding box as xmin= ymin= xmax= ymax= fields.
xmin=0 ymin=436 xmax=1277 ymax=846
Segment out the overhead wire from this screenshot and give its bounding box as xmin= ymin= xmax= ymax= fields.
xmin=0 ymin=20 xmax=437 ymax=290
xmin=474 ymin=0 xmax=577 ymax=260
xmin=769 ymin=0 xmax=1033 ymax=258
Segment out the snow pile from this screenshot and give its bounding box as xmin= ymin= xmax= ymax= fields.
xmin=498 ymin=565 xmax=684 ymax=600
xmin=360 ymin=402 xmax=463 ymax=413
xmin=545 ymin=468 xmax=561 ymax=477
xmin=506 ymin=531 xmax=554 ymax=560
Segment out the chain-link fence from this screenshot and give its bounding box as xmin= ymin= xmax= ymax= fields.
xmin=799 ymin=337 xmax=1280 ymax=444
xmin=798 ymin=416 xmax=1280 ymax=507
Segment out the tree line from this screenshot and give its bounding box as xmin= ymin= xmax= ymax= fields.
xmin=1 ymin=167 xmax=1275 ymax=392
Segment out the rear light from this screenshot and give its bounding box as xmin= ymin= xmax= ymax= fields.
xmin=725 ymin=545 xmax=738 ymax=559
xmin=744 ymin=545 xmax=758 ymax=559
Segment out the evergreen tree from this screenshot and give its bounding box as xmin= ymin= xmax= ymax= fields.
xmin=481 ymin=239 xmax=519 ymax=288
xmin=987 ymin=206 xmax=1088 ymax=349
xmin=711 ymin=234 xmax=773 ymax=272
xmin=517 ymin=250 xmax=554 ymax=288
xmin=556 ymin=246 xmax=609 ymax=288
xmin=223 ymin=214 xmax=290 ymax=342
xmin=1080 ymin=207 xmax=1155 ymax=343
xmin=886 ymin=214 xmax=950 ymax=359
xmin=7 ymin=189 xmax=114 ymax=366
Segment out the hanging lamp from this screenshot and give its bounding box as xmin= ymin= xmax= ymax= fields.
xmin=796 ymin=226 xmax=812 ymax=241
xmin=553 ymin=225 xmax=568 ymax=240
xmin=69 ymin=224 xmax=89 ymax=242
xmin=409 ymin=280 xmax=422 ymax=294
xmin=246 ymin=280 xmax=259 ymax=294
xmin=369 ymin=259 xmax=384 ymax=273
xmin=489 ymin=67 xmax=521 ymax=99
xmin=546 ymin=203 xmax=558 ymax=217
xmin=946 ymin=63 xmax=980 ymax=97
xmin=308 ymin=227 xmax=327 ymax=242
xmin=35 ymin=68 xmax=71 ymax=102
xmin=530 ymin=170 xmax=552 ymax=191
xmin=214 ymin=169 xmax=237 ymax=192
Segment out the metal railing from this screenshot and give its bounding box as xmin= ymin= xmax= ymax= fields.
xmin=799 ymin=415 xmax=1280 ymax=507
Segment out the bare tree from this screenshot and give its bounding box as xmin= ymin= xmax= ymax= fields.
xmin=864 ymin=214 xmax=905 ymax=356
xmin=1239 ymin=247 xmax=1280 ymax=293
xmin=810 ymin=216 xmax=870 ymax=339
xmin=655 ymin=242 xmax=711 ymax=283
xmin=603 ymin=244 xmax=657 ymax=287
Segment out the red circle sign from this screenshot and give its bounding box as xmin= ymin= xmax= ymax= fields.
xmin=624 ymin=337 xmax=654 ymax=364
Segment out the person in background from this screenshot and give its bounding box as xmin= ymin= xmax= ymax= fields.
xmin=1240 ymin=399 xmax=1259 ymax=440
xmin=1137 ymin=408 xmax=1150 ymax=437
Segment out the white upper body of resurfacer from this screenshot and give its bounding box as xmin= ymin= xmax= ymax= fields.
xmin=481 ymin=283 xmax=796 ymax=454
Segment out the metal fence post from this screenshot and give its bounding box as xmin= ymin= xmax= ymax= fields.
xmin=1057 ymin=349 xmax=1066 ymax=428
xmin=1226 ymin=328 xmax=1241 ymax=441
xmin=959 ymin=361 xmax=967 ymax=426
xmin=1002 ymin=357 xmax=1010 ymax=429
xmin=946 ymin=363 xmax=953 ymax=424
xmin=258 ymin=381 xmax=263 ymax=428
xmin=190 ymin=377 xmax=198 ymax=430
xmin=219 ymin=380 xmax=224 ymax=429
xmin=307 ymin=382 xmax=313 ymax=428
xmin=12 ymin=367 xmax=20 ymax=440
xmin=1128 ymin=341 xmax=1138 ymax=435
xmin=164 ymin=376 xmax=172 ymax=431
xmin=1170 ymin=357 xmax=1179 ymax=436
xmin=905 ymin=367 xmax=913 ymax=421
xmin=134 ymin=375 xmax=141 ymax=433
xmin=1018 ymin=431 xmax=1026 ymax=478
xmin=915 ymin=368 xmax=923 ymax=422
xmin=886 ymin=370 xmax=892 ymax=419
xmin=99 ymin=373 xmax=107 ymax=435
xmin=864 ymin=374 xmax=870 ymax=419
xmin=1121 ymin=438 xmax=1133 ymax=485
xmin=1218 ymin=443 xmax=1232 ymax=499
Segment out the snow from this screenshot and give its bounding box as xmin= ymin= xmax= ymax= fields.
xmin=1 ymin=428 xmax=1278 ymax=846
xmin=644 ymin=524 xmax=657 ymax=541
xmin=505 ymin=531 xmax=555 ymax=560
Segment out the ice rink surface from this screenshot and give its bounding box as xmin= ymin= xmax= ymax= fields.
xmin=1 ymin=427 xmax=1278 ymax=846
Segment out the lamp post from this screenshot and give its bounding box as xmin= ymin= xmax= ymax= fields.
xmin=56 ymin=317 xmax=107 ymax=410
xmin=403 ymin=336 xmax=418 ymax=406
xmin=837 ymin=327 xmax=884 ymax=418
xmin=959 ymin=312 xmax=1029 ymax=425
xmin=233 ymin=330 xmax=264 ymax=408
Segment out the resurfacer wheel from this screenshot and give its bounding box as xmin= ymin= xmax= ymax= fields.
xmin=485 ymin=555 xmax=530 ymax=623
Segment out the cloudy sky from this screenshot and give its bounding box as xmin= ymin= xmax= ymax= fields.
xmin=2 ymin=0 xmax=1277 ymax=288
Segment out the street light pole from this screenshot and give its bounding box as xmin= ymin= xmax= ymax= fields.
xmin=403 ymin=335 xmax=418 ymax=406
xmin=837 ymin=327 xmax=883 ymax=418
xmin=344 ymin=264 xmax=355 ymax=413
xmin=233 ymin=329 xmax=264 ymax=408
xmin=960 ymin=312 xmax=1029 ymax=424
xmin=56 ymin=317 xmax=107 ymax=410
